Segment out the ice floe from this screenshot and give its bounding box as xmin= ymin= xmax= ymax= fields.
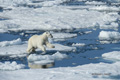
xmin=1 ymin=61 xmax=120 ymax=80
xmin=89 ymin=5 xmax=120 ymax=12
xmin=72 ymin=43 xmax=85 ymax=47
xmin=98 ymin=31 xmax=120 ymax=44
xmin=46 ymin=43 xmax=76 ymax=52
xmin=0 ymin=38 xmax=22 ymax=47
xmin=28 ymin=51 xmax=68 ymax=62
xmin=102 ymin=51 xmax=120 ymax=61
xmin=0 ymin=61 xmax=25 ymax=70
xmin=0 ymin=5 xmax=119 ymax=33
xmin=52 ymin=32 xmax=77 ymax=41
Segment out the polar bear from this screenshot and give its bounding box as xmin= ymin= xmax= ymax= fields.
xmin=27 ymin=32 xmax=55 ymax=54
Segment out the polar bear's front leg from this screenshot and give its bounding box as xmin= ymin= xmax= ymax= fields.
xmin=46 ymin=42 xmax=55 ymax=48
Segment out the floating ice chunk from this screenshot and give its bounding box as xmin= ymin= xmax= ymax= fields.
xmin=0 ymin=44 xmax=26 ymax=56
xmin=72 ymin=43 xmax=85 ymax=47
xmin=52 ymin=51 xmax=68 ymax=60
xmin=102 ymin=51 xmax=120 ymax=61
xmin=104 ymin=0 xmax=120 ymax=3
xmin=0 ymin=0 xmax=31 ymax=7
xmin=85 ymin=1 xmax=106 ymax=5
xmin=46 ymin=43 xmax=76 ymax=52
xmin=99 ymin=31 xmax=120 ymax=40
xmin=0 ymin=38 xmax=22 ymax=47
xmin=52 ymin=33 xmax=77 ymax=39
xmin=98 ymin=31 xmax=120 ymax=44
xmin=27 ymin=51 xmax=68 ymax=62
xmin=0 ymin=61 xmax=25 ymax=70
xmin=89 ymin=5 xmax=120 ymax=11
xmin=52 ymin=32 xmax=77 ymax=41
xmin=39 ymin=0 xmax=70 ymax=7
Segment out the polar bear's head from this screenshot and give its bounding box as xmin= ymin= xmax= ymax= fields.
xmin=44 ymin=32 xmax=53 ymax=38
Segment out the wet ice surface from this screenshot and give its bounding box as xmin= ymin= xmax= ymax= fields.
xmin=0 ymin=0 xmax=120 ymax=80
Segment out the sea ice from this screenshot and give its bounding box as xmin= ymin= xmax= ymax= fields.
xmin=72 ymin=43 xmax=85 ymax=47
xmin=0 ymin=38 xmax=22 ymax=47
xmin=98 ymin=31 xmax=120 ymax=44
xmin=0 ymin=61 xmax=25 ymax=70
xmin=89 ymin=5 xmax=120 ymax=12
xmin=0 ymin=5 xmax=119 ymax=32
xmin=1 ymin=61 xmax=120 ymax=80
xmin=28 ymin=51 xmax=68 ymax=62
xmin=99 ymin=31 xmax=120 ymax=40
xmin=102 ymin=51 xmax=120 ymax=61
xmin=52 ymin=32 xmax=77 ymax=41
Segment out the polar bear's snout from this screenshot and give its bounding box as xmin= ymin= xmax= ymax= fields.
xmin=49 ymin=34 xmax=53 ymax=38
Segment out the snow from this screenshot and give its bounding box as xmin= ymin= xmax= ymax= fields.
xmin=0 ymin=5 xmax=119 ymax=33
xmin=0 ymin=0 xmax=70 ymax=7
xmin=0 ymin=62 xmax=120 ymax=80
xmin=52 ymin=32 xmax=77 ymax=39
xmin=0 ymin=61 xmax=25 ymax=70
xmin=0 ymin=38 xmax=22 ymax=47
xmin=46 ymin=43 xmax=76 ymax=52
xmin=99 ymin=31 xmax=120 ymax=40
xmin=0 ymin=0 xmax=31 ymax=7
xmin=89 ymin=5 xmax=120 ymax=12
xmin=98 ymin=31 xmax=120 ymax=44
xmin=28 ymin=51 xmax=68 ymax=62
xmin=41 ymin=0 xmax=70 ymax=7
xmin=0 ymin=44 xmax=26 ymax=56
xmin=85 ymin=1 xmax=106 ymax=5
xmin=102 ymin=51 xmax=120 ymax=61
xmin=52 ymin=32 xmax=77 ymax=41
xmin=72 ymin=43 xmax=85 ymax=47
xmin=104 ymin=0 xmax=120 ymax=3
xmin=0 ymin=0 xmax=120 ymax=80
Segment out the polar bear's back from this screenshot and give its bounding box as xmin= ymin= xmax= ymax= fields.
xmin=28 ymin=35 xmax=41 ymax=47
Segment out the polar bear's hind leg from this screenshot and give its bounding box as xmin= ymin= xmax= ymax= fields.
xmin=27 ymin=47 xmax=32 ymax=53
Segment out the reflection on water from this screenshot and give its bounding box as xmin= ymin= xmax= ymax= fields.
xmin=28 ymin=61 xmax=54 ymax=69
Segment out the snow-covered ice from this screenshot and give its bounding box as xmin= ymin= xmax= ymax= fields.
xmin=0 ymin=38 xmax=22 ymax=47
xmin=0 ymin=0 xmax=120 ymax=80
xmin=28 ymin=51 xmax=68 ymax=62
xmin=52 ymin=32 xmax=77 ymax=41
xmin=1 ymin=61 xmax=120 ymax=80
xmin=72 ymin=43 xmax=85 ymax=47
xmin=0 ymin=4 xmax=119 ymax=33
xmin=0 ymin=61 xmax=25 ymax=70
xmin=102 ymin=51 xmax=120 ymax=61
xmin=98 ymin=31 xmax=120 ymax=44
xmin=99 ymin=31 xmax=120 ymax=40
xmin=27 ymin=51 xmax=68 ymax=68
xmin=46 ymin=43 xmax=76 ymax=52
xmin=89 ymin=5 xmax=120 ymax=12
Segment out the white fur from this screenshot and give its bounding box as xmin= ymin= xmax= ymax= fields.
xmin=27 ymin=32 xmax=55 ymax=54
